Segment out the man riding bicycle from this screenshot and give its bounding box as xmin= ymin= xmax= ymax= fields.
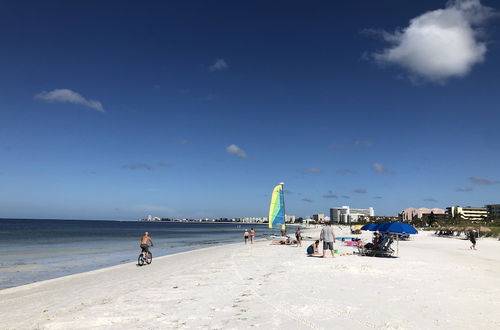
xmin=140 ymin=232 xmax=154 ymax=255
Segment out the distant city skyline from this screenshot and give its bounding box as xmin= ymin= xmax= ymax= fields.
xmin=1 ymin=1 xmax=500 ymax=220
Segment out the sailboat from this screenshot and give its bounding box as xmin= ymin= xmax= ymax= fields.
xmin=268 ymin=182 xmax=286 ymax=230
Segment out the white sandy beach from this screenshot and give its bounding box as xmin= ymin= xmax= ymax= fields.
xmin=1 ymin=227 xmax=500 ymax=330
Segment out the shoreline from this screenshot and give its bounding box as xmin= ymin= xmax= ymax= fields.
xmin=0 ymin=225 xmax=297 ymax=292
xmin=0 ymin=241 xmax=242 ymax=294
xmin=0 ymin=220 xmax=289 ymax=290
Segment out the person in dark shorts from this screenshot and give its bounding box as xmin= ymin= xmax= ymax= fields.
xmin=320 ymin=222 xmax=336 ymax=258
xmin=244 ymin=229 xmax=250 ymax=244
xmin=307 ymin=240 xmax=320 ymax=256
xmin=140 ymin=232 xmax=154 ymax=254
xmin=295 ymin=227 xmax=302 ymax=247
xmin=360 ymin=232 xmax=380 ymax=250
xmin=469 ymin=230 xmax=477 ymax=250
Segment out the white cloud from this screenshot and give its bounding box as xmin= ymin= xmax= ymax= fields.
xmin=355 ymin=140 xmax=373 ymax=148
xmin=469 ymin=176 xmax=500 ymax=185
xmin=336 ymin=169 xmax=355 ymax=175
xmin=372 ymin=162 xmax=389 ymax=174
xmin=323 ymin=190 xmax=338 ymax=199
xmin=369 ymin=0 xmax=496 ymax=82
xmin=209 ymin=58 xmax=228 ymax=72
xmin=122 ymin=163 xmax=152 ymax=170
xmin=158 ymin=162 xmax=170 ymax=167
xmin=307 ymin=167 xmax=322 ymax=174
xmin=225 ymin=144 xmax=247 ymax=158
xmin=35 ymin=89 xmax=105 ymax=112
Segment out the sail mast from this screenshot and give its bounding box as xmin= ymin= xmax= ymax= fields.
xmin=280 ymin=182 xmax=286 ymax=230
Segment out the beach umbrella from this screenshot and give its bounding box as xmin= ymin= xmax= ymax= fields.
xmin=375 ymin=222 xmax=390 ymax=232
xmin=376 ymin=222 xmax=418 ymax=257
xmin=378 ymin=222 xmax=418 ymax=235
xmin=361 ymin=223 xmax=379 ymax=231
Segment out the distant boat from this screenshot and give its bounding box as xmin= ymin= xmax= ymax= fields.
xmin=268 ymin=182 xmax=286 ymax=230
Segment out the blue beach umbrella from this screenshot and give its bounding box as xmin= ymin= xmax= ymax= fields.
xmin=378 ymin=222 xmax=418 ymax=235
xmin=361 ymin=223 xmax=379 ymax=231
xmin=377 ymin=222 xmax=418 ymax=257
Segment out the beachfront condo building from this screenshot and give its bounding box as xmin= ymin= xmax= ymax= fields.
xmin=486 ymin=204 xmax=500 ymax=218
xmin=330 ymin=206 xmax=374 ymax=224
xmin=446 ymin=206 xmax=488 ymax=221
xmin=399 ymin=208 xmax=446 ymax=222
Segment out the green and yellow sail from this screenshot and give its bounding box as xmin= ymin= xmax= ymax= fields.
xmin=268 ymin=183 xmax=285 ymax=229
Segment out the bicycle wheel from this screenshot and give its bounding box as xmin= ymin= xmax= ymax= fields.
xmin=145 ymin=251 xmax=152 ymax=264
xmin=138 ymin=254 xmax=145 ymax=266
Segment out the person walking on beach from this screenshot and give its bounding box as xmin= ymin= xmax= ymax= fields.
xmin=469 ymin=230 xmax=477 ymax=250
xmin=244 ymin=229 xmax=250 ymax=244
xmin=250 ymin=228 xmax=255 ymax=244
xmin=295 ymin=227 xmax=302 ymax=247
xmin=140 ymin=232 xmax=154 ymax=255
xmin=320 ymin=222 xmax=336 ymax=258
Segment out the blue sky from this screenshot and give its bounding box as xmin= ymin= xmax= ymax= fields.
xmin=1 ymin=0 xmax=499 ymax=220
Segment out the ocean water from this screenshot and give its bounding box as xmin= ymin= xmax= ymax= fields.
xmin=0 ymin=219 xmax=278 ymax=290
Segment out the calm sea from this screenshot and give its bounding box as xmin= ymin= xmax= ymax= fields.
xmin=0 ymin=219 xmax=278 ymax=290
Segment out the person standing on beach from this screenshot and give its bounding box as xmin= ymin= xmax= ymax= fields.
xmin=295 ymin=227 xmax=302 ymax=247
xmin=320 ymin=222 xmax=336 ymax=258
xmin=244 ymin=229 xmax=250 ymax=244
xmin=469 ymin=230 xmax=477 ymax=250
xmin=250 ymin=228 xmax=255 ymax=244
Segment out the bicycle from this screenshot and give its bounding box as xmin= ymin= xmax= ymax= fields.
xmin=138 ymin=245 xmax=153 ymax=266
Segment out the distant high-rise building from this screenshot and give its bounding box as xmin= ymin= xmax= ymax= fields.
xmin=330 ymin=206 xmax=374 ymax=224
xmin=312 ymin=214 xmax=325 ymax=223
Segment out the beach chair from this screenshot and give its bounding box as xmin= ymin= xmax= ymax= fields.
xmin=399 ymin=233 xmax=410 ymax=240
xmin=360 ymin=235 xmax=395 ymax=257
